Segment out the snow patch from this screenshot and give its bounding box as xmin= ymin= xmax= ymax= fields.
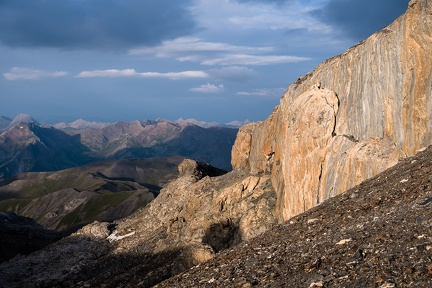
xmin=107 ymin=230 xmax=135 ymax=242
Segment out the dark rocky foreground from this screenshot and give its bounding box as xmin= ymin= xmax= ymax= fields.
xmin=0 ymin=158 xmax=275 ymax=288
xmin=157 ymin=146 xmax=432 ymax=287
xmin=0 ymin=212 xmax=62 ymax=263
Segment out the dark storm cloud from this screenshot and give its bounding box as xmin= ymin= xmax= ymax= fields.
xmin=0 ymin=0 xmax=196 ymax=50
xmin=314 ymin=0 xmax=409 ymax=40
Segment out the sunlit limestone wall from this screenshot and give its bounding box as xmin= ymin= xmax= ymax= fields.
xmin=232 ymin=0 xmax=432 ymax=222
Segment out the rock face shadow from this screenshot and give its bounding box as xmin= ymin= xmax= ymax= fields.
xmin=202 ymin=219 xmax=242 ymax=252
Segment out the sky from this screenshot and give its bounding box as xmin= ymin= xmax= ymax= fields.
xmin=0 ymin=0 xmax=409 ymax=124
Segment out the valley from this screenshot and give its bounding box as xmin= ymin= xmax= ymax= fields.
xmin=0 ymin=156 xmax=184 ymax=232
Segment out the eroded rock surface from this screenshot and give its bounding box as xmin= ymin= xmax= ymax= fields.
xmin=0 ymin=159 xmax=277 ymax=287
xmin=232 ymin=0 xmax=431 ymax=221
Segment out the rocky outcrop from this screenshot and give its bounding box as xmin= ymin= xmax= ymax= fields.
xmin=232 ymin=0 xmax=431 ymax=221
xmin=113 ymin=159 xmax=276 ymax=255
xmin=0 ymin=160 xmax=277 ymax=287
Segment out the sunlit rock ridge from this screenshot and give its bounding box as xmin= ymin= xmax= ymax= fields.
xmin=232 ymin=0 xmax=432 ymax=221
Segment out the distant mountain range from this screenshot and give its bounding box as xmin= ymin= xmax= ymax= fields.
xmin=50 ymin=119 xmax=111 ymax=130
xmin=0 ymin=114 xmax=239 ymax=180
xmin=0 ymin=114 xmax=250 ymax=133
xmin=0 ymin=115 xmax=249 ymax=132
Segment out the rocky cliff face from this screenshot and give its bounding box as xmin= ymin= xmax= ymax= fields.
xmin=232 ymin=0 xmax=432 ymax=221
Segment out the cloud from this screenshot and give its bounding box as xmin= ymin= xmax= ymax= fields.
xmin=77 ymin=69 xmax=137 ymax=78
xmin=191 ymin=0 xmax=328 ymax=34
xmin=4 ymin=67 xmax=68 ymax=80
xmin=189 ymin=83 xmax=224 ymax=94
xmin=233 ymin=0 xmax=293 ymax=4
xmin=237 ymin=88 xmax=285 ymax=97
xmin=0 ymin=0 xmax=196 ymax=50
xmin=202 ymin=55 xmax=309 ymax=66
xmin=76 ymin=69 xmax=208 ymax=80
xmin=207 ymin=66 xmax=258 ymax=82
xmin=130 ymin=36 xmax=307 ymax=66
xmin=313 ymin=0 xmax=409 ymax=40
xmin=129 ymin=37 xmax=272 ymax=57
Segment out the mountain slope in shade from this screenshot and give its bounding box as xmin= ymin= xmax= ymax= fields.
xmin=0 ymin=123 xmax=95 ymax=180
xmin=0 ymin=157 xmax=271 ymax=287
xmin=0 ymin=212 xmax=62 ymax=263
xmin=0 ymin=156 xmax=183 ymax=231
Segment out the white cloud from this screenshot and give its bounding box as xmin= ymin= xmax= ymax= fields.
xmin=129 ymin=37 xmax=308 ymax=67
xmin=4 ymin=67 xmax=68 ymax=80
xmin=77 ymin=69 xmax=137 ymax=78
xmin=77 ymin=69 xmax=209 ymax=80
xmin=207 ymin=66 xmax=258 ymax=82
xmin=129 ymin=37 xmax=272 ymax=57
xmin=203 ymin=54 xmax=310 ymax=66
xmin=237 ymin=87 xmax=285 ymax=97
xmin=189 ymin=83 xmax=224 ymax=93
xmin=139 ymin=71 xmax=209 ymax=80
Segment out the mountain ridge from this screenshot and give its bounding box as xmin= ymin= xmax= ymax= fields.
xmin=0 ymin=115 xmax=250 ymax=132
